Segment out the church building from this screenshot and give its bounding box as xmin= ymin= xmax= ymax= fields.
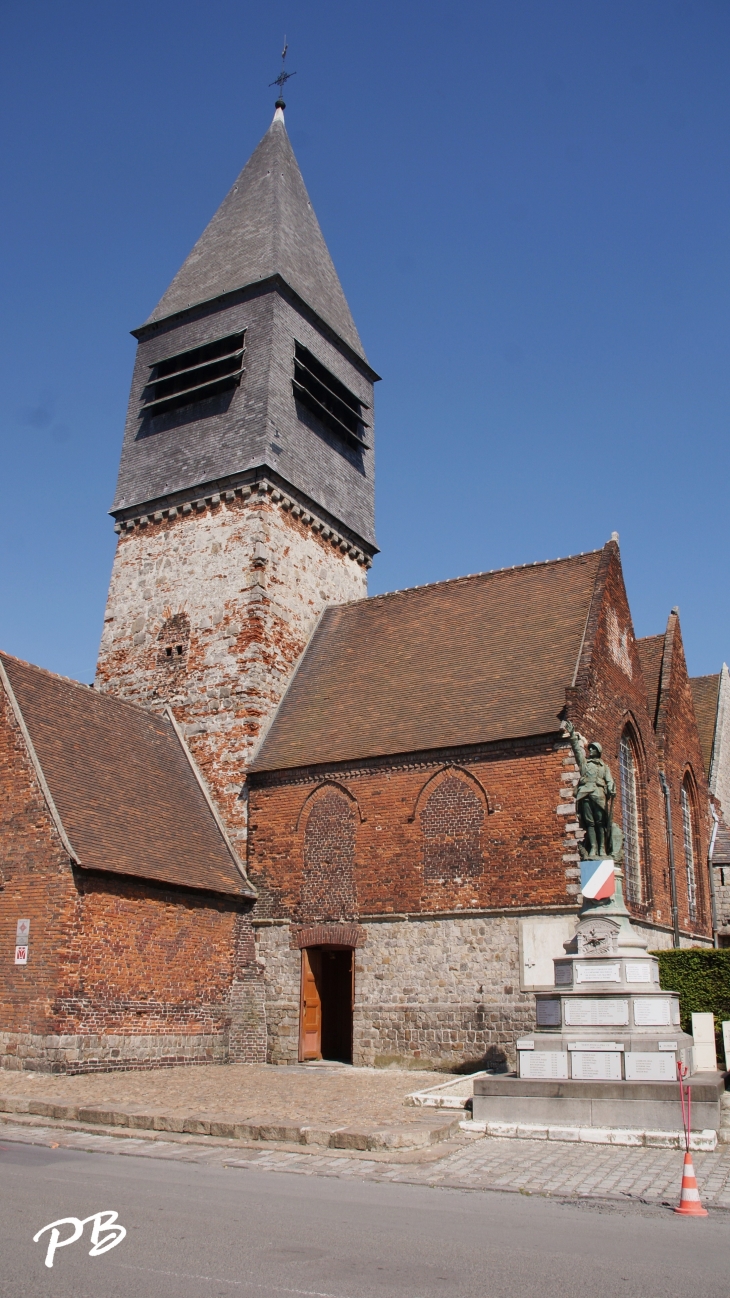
xmin=0 ymin=105 xmax=725 ymax=1073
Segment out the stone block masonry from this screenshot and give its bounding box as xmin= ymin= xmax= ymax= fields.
xmin=255 ymin=914 xmax=536 ymax=1069
xmin=96 ymin=485 xmax=367 ymax=845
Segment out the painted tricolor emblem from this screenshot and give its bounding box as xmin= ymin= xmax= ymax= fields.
xmin=580 ymin=858 xmax=615 ymax=900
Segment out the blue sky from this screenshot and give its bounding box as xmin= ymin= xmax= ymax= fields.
xmin=1 ymin=1 xmax=729 ymax=683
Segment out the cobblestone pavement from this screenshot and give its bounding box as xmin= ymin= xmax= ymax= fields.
xmin=0 ymin=1063 xmax=444 ymax=1127
xmin=3 ymin=1118 xmax=730 ymax=1211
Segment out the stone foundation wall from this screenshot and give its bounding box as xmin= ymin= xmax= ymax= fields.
xmin=0 ymin=1031 xmax=228 ymax=1074
xmin=255 ymin=912 xmax=713 ymax=1069
xmin=256 ymin=914 xmax=536 ymax=1069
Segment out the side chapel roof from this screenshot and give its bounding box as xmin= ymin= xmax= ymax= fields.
xmin=0 ymin=653 xmax=252 ymax=897
xmin=690 ymin=673 xmax=721 ymax=781
xmin=636 ymin=634 xmax=665 ymax=727
xmin=144 ymin=109 xmax=365 ymax=359
xmin=251 ymin=548 xmax=606 ymax=773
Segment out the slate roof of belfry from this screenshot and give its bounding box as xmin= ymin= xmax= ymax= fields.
xmin=251 ymin=549 xmax=605 ymax=773
xmin=690 ymin=673 xmax=721 ymax=781
xmin=144 ymin=111 xmax=365 ymax=359
xmin=1 ymin=653 xmax=248 ymax=896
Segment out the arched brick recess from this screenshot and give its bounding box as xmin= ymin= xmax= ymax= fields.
xmin=300 ymin=787 xmax=357 ymax=922
xmin=421 ymin=774 xmax=484 ymax=882
xmin=290 ymin=923 xmax=365 ymax=949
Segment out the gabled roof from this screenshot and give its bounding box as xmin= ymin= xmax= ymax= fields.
xmin=636 ymin=634 xmax=665 ymax=726
xmin=691 ymin=673 xmax=721 ymax=780
xmin=145 ymin=110 xmax=365 ymax=359
xmin=0 ymin=653 xmax=252 ymax=897
xmin=251 ymin=548 xmax=605 ymax=773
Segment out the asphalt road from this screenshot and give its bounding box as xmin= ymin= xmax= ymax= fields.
xmin=1 ymin=1139 xmax=727 ymax=1298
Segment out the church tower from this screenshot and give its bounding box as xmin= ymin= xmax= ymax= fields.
xmin=96 ymin=105 xmax=378 ymax=846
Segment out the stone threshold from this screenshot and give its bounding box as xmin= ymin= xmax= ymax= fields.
xmin=0 ymin=1095 xmax=460 ymax=1153
xmin=460 ymin=1118 xmax=719 ymax=1150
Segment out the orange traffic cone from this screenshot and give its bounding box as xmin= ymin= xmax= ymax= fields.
xmin=674 ymin=1150 xmax=708 ymax=1217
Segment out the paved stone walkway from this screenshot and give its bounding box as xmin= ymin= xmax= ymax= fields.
xmin=3 ymin=1118 xmax=730 ymax=1211
xmin=0 ymin=1063 xmax=444 ymax=1128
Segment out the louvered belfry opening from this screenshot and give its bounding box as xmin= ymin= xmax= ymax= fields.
xmin=293 ymin=342 xmax=369 ymax=448
xmin=141 ymin=331 xmax=246 ymax=419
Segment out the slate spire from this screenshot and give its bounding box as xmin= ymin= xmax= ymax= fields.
xmin=146 ymin=109 xmax=365 ymax=360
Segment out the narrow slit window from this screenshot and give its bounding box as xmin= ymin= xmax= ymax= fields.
xmin=619 ymin=730 xmax=644 ymax=904
xmin=293 ymin=343 xmax=369 ymax=448
xmin=680 ymin=779 xmax=698 ymax=923
xmin=141 ymin=331 xmax=245 ymax=418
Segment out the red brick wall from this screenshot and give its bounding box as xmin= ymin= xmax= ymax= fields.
xmin=0 ymin=685 xmax=79 ymax=1043
xmin=654 ymin=616 xmax=712 ymax=931
xmin=1 ymin=682 xmax=260 ymax=1069
xmin=54 ymin=871 xmax=245 ymax=1038
xmin=248 ymin=740 xmax=572 ymax=922
xmin=566 ymin=543 xmax=712 ymax=940
xmin=248 ymin=546 xmax=712 ymax=944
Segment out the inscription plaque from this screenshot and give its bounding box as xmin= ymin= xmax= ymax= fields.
xmin=570 ymin=1051 xmax=622 ymax=1080
xmin=555 ymin=963 xmax=573 ymax=985
xmin=633 ymin=998 xmax=671 ymax=1027
xmin=624 ymin=1052 xmax=676 ymax=1081
xmin=625 ymin=962 xmax=652 ymax=984
xmin=520 ymin=1050 xmax=569 ymax=1079
xmin=567 ymin=1041 xmax=623 ymax=1051
xmin=564 ymin=999 xmax=629 ymax=1027
xmin=536 ymin=999 xmax=561 ymax=1027
xmin=575 ymin=963 xmax=620 ymax=983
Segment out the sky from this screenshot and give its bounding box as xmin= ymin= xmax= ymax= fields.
xmin=1 ymin=1 xmax=729 ymax=684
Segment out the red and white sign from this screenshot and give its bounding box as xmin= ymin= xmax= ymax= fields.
xmin=15 ymin=946 xmax=28 ymax=965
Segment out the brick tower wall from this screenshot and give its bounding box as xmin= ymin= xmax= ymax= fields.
xmin=95 ymin=482 xmax=368 ymax=845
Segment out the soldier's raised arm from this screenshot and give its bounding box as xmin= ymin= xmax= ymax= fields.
xmin=563 ymin=720 xmax=587 ymax=777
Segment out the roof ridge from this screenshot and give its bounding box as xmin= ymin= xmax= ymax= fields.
xmin=345 ymin=548 xmax=604 ymax=611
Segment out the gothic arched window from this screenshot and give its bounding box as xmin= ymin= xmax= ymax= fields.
xmin=301 ymin=787 xmax=357 ymax=922
xmin=680 ymin=777 xmax=698 ymax=924
xmin=619 ymin=728 xmax=644 ymax=904
xmin=421 ymin=774 xmax=484 ymax=883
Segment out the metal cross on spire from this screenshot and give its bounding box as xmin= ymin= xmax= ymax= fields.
xmin=270 ymin=37 xmax=296 ymax=109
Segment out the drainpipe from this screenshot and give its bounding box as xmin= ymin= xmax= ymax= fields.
xmin=708 ymin=805 xmax=720 ymax=949
xmin=659 ymin=771 xmax=681 ymax=949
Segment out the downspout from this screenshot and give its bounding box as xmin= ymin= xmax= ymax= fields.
xmin=708 ymin=805 xmax=720 ymax=949
xmin=659 ymin=771 xmax=681 ymax=949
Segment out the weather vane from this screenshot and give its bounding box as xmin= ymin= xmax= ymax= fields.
xmin=270 ymin=37 xmax=296 ymax=109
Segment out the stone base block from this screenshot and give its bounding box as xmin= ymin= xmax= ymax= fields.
xmin=472 ymin=1071 xmax=725 ymax=1132
xmin=461 ymin=1118 xmax=718 ymax=1151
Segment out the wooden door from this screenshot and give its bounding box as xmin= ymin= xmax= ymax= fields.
xmin=299 ymin=948 xmax=322 ymax=1060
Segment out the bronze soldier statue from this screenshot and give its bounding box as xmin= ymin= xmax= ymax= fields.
xmin=563 ymin=720 xmax=616 ymax=859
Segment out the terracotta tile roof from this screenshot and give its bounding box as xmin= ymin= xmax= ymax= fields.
xmin=251 ymin=550 xmax=605 ymax=773
xmin=712 ymin=818 xmax=730 ymax=866
xmin=690 ymin=674 xmax=720 ymax=780
xmin=636 ymin=634 xmax=665 ymax=725
xmin=1 ymin=653 xmax=249 ymax=896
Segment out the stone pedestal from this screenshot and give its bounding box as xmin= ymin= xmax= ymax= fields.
xmin=524 ymin=866 xmax=692 ymax=1082
xmin=471 ymin=866 xmax=724 ymax=1138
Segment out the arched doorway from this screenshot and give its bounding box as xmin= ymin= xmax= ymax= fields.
xmin=299 ymin=946 xmax=354 ymax=1064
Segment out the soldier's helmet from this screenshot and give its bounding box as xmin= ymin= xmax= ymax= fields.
xmin=587 ymin=741 xmax=603 ymax=756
